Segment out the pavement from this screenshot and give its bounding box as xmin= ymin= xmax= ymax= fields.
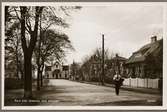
xmin=5 ymin=79 xmax=162 ymax=106
xmin=78 ymin=80 xmax=161 ymax=95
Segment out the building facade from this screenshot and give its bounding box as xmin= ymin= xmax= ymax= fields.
xmin=125 ymin=36 xmax=163 ymax=79
xmin=45 ymin=61 xmax=69 ymax=79
xmin=110 ymin=54 xmax=127 ymax=76
xmin=105 ymin=54 xmax=127 ymax=83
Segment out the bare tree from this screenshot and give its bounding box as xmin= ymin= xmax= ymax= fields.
xmin=5 ymin=6 xmax=81 ymax=98
xmin=34 ymin=29 xmax=74 ymax=89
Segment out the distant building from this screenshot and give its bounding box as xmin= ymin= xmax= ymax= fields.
xmin=105 ymin=54 xmax=127 ymax=81
xmin=111 ymin=54 xmax=127 ymax=76
xmin=62 ymin=65 xmax=70 ymax=79
xmin=45 ymin=61 xmax=69 ymax=79
xmin=52 ymin=61 xmax=62 ymax=79
xmin=45 ymin=65 xmax=52 ymax=78
xmin=125 ymin=36 xmax=163 ymax=79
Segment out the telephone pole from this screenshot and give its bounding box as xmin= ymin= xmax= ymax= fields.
xmin=101 ymin=34 xmax=105 ymax=85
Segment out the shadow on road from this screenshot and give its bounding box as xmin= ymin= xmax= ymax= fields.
xmin=87 ymin=99 xmax=162 ymax=106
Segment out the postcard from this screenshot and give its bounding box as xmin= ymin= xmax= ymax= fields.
xmin=1 ymin=2 xmax=167 ymax=110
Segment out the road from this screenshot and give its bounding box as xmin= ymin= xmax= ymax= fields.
xmin=35 ymin=79 xmax=162 ymax=106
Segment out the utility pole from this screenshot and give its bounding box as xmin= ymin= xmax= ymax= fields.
xmin=101 ymin=34 xmax=105 ymax=85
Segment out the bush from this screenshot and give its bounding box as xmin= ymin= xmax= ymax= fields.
xmin=90 ymin=77 xmax=99 ymax=82
xmin=5 ymin=78 xmax=23 ymax=90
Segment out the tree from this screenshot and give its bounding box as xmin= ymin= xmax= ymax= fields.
xmin=91 ymin=48 xmax=111 ymax=84
xmin=80 ymin=47 xmax=116 ymax=84
xmin=34 ymin=29 xmax=74 ymax=89
xmin=5 ymin=6 xmax=81 ymax=98
xmin=70 ymin=61 xmax=81 ymax=80
xmin=34 ymin=6 xmax=80 ymax=90
xmin=14 ymin=6 xmax=43 ymax=98
xmin=80 ymin=55 xmax=91 ymax=81
xmin=5 ymin=6 xmax=43 ymax=97
xmin=5 ymin=21 xmax=24 ymax=79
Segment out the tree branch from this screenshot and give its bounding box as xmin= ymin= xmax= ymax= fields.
xmin=29 ymin=6 xmax=43 ymax=54
xmin=14 ymin=7 xmax=21 ymax=21
xmin=25 ymin=17 xmax=32 ymax=33
xmin=20 ymin=6 xmax=28 ymax=52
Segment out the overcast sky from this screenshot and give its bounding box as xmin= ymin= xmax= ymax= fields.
xmin=63 ymin=4 xmax=163 ymax=64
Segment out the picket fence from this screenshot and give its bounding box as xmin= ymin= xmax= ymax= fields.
xmin=123 ymin=78 xmax=159 ymax=89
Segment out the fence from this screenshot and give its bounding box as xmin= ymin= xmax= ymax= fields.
xmin=123 ymin=78 xmax=159 ymax=89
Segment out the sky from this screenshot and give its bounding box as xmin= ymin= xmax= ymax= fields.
xmin=62 ymin=4 xmax=163 ymax=64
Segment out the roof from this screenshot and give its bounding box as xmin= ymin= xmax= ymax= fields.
xmin=126 ymin=39 xmax=163 ymax=64
xmin=112 ymin=54 xmax=127 ymax=61
xmin=112 ymin=56 xmax=127 ymax=61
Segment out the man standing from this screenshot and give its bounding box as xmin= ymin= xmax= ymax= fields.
xmin=113 ymin=71 xmax=122 ymax=95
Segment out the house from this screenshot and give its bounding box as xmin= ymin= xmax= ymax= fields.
xmin=105 ymin=54 xmax=127 ymax=83
xmin=124 ymin=36 xmax=163 ymax=89
xmin=61 ymin=65 xmax=70 ymax=79
xmin=110 ymin=54 xmax=127 ymax=76
xmin=45 ymin=61 xmax=69 ymax=79
xmin=52 ymin=61 xmax=62 ymax=79
xmin=125 ymin=36 xmax=163 ymax=79
xmin=44 ymin=65 xmax=52 ymax=78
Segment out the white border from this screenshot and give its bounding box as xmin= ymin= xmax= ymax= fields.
xmin=1 ymin=2 xmax=167 ymax=110
xmin=1 ymin=2 xmax=167 ymax=6
xmin=1 ymin=2 xmax=5 ymax=110
xmin=163 ymin=2 xmax=167 ymax=109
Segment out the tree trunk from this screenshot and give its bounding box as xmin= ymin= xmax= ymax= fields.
xmin=20 ymin=6 xmax=33 ymax=98
xmin=24 ymin=53 xmax=32 ymax=98
xmin=37 ymin=13 xmax=43 ymax=89
xmin=15 ymin=35 xmax=20 ymax=79
xmin=40 ymin=71 xmax=43 ymax=87
xmin=100 ymin=71 xmax=104 ymax=85
xmin=40 ymin=60 xmax=45 ymax=87
xmin=20 ymin=6 xmax=43 ymax=98
xmin=15 ymin=46 xmax=19 ymax=78
xmin=36 ymin=29 xmax=42 ymax=90
xmin=19 ymin=62 xmax=24 ymax=80
xmin=37 ymin=64 xmax=40 ymax=90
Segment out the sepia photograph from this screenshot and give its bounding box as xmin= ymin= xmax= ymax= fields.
xmin=1 ymin=2 xmax=166 ymax=110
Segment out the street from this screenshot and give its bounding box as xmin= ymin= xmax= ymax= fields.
xmin=5 ymin=79 xmax=162 ymax=106
xmin=29 ymin=79 xmax=161 ymax=106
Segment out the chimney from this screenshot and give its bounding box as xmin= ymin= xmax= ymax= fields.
xmin=151 ymin=36 xmax=157 ymax=43
xmin=116 ymin=53 xmax=119 ymax=57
